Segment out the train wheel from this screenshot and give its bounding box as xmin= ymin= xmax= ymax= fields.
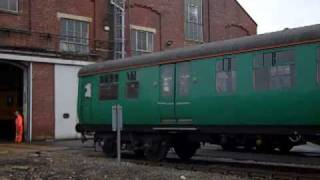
xmin=279 ymin=143 xmax=293 ymax=154
xmin=145 ymin=140 xmax=169 ymax=161
xmin=174 ymin=141 xmax=200 ymax=161
xmin=220 ymin=136 xmax=237 ymax=151
xmin=134 ymin=149 xmax=145 ymax=158
xmin=278 ymin=137 xmax=294 ymax=154
xmin=102 ymin=138 xmax=117 ymax=158
xmin=255 ymin=137 xmax=273 ymax=153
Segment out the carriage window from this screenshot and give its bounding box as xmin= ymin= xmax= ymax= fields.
xmin=254 ymin=50 xmax=295 ymax=90
xmin=99 ymin=74 xmax=119 ymax=100
xmin=161 ymin=66 xmax=174 ymax=97
xmin=178 ymin=62 xmax=190 ymax=96
xmin=216 ymin=58 xmax=236 ymax=93
xmin=126 ymin=71 xmax=139 ymax=98
xmin=317 ymin=48 xmax=320 ymax=83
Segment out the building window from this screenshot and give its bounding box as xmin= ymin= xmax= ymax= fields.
xmin=178 ymin=62 xmax=191 ymax=97
xmin=216 ymin=58 xmax=236 ymax=93
xmin=131 ymin=28 xmax=154 ymax=56
xmin=317 ymin=48 xmax=320 ymax=83
xmin=254 ymin=51 xmax=295 ymax=90
xmin=185 ymin=0 xmax=203 ymax=42
xmin=126 ymin=71 xmax=139 ymax=99
xmin=0 ymin=0 xmax=18 ymax=12
xmin=60 ymin=18 xmax=89 ymax=54
xmin=99 ymin=74 xmax=119 ymax=100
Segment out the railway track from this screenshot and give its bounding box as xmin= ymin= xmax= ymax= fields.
xmin=54 ymin=141 xmax=320 ymax=179
xmin=125 ymin=154 xmax=320 ymax=180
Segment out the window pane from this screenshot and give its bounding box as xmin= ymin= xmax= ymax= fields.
xmin=216 ymin=59 xmax=236 ymax=93
xmin=263 ymin=53 xmax=272 ymax=67
xmin=254 ymin=68 xmax=270 ymax=90
xmin=67 ymin=20 xmax=75 ymax=42
xmin=216 ymin=72 xmax=226 ymax=93
xmin=275 ymin=51 xmax=294 ymax=65
xmin=137 ymin=31 xmax=146 ymax=50
xmin=0 ymin=0 xmax=8 ymax=10
xmin=253 ymin=54 xmax=263 ymax=69
xmin=60 ymin=19 xmax=67 ymax=41
xmin=131 ymin=30 xmax=137 ymax=53
xmin=161 ymin=66 xmax=174 ymax=97
xmin=270 ymin=65 xmax=293 ymax=89
xmin=99 ymin=74 xmax=119 ymax=100
xmin=178 ymin=62 xmax=190 ymax=96
xmin=9 ymin=0 xmax=17 ymax=11
xmin=126 ymin=82 xmax=139 ymax=98
xmin=147 ymin=32 xmax=153 ymax=52
xmin=75 ymin=21 xmax=81 ymax=36
xmin=216 ymin=60 xmax=223 ymax=72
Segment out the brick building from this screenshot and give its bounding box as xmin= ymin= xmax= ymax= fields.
xmin=0 ymin=0 xmax=256 ymax=141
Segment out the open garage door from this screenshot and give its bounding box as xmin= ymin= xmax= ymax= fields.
xmin=54 ymin=65 xmax=82 ymax=139
xmin=0 ymin=62 xmax=24 ymax=142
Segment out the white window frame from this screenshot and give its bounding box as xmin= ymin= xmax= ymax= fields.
xmin=0 ymin=0 xmax=19 ymax=13
xmin=59 ymin=18 xmax=90 ymax=54
xmin=185 ymin=0 xmax=203 ymax=42
xmin=130 ymin=25 xmax=155 ymax=56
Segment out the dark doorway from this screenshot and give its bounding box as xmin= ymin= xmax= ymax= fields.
xmin=0 ymin=62 xmax=23 ymax=142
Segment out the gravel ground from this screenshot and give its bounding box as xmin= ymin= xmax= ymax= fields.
xmin=0 ymin=146 xmax=246 ymax=180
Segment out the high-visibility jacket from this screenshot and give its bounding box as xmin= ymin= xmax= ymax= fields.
xmin=15 ymin=114 xmax=23 ymax=143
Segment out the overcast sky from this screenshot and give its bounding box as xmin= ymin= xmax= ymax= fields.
xmin=237 ymin=0 xmax=320 ymax=34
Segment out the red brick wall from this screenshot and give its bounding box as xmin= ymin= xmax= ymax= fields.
xmin=208 ymin=0 xmax=257 ymax=41
xmin=32 ymin=63 xmax=55 ymax=140
xmin=0 ymin=0 xmax=256 ymax=58
xmin=125 ymin=0 xmax=257 ymax=55
xmin=126 ymin=0 xmax=185 ymax=54
xmin=0 ymin=0 xmax=109 ymax=57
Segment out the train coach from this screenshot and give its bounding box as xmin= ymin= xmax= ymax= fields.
xmin=76 ymin=24 xmax=320 ymax=161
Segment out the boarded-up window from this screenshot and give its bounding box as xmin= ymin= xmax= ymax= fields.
xmin=126 ymin=71 xmax=139 ymax=98
xmin=178 ymin=62 xmax=191 ymax=96
xmin=216 ymin=58 xmax=236 ymax=93
xmin=161 ymin=66 xmax=174 ymax=97
xmin=254 ymin=50 xmax=295 ymax=90
xmin=99 ymin=74 xmax=119 ymax=100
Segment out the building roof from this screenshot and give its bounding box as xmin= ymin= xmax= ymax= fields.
xmin=79 ymin=24 xmax=320 ymax=77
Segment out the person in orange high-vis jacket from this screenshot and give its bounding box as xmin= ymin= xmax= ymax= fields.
xmin=15 ymin=111 xmax=23 ymax=143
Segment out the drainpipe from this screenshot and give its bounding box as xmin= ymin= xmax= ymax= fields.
xmin=28 ymin=62 xmax=33 ymax=142
xmin=28 ymin=0 xmax=32 ymax=33
xmin=93 ymin=0 xmax=96 ymax=49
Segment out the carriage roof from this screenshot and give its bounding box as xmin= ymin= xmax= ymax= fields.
xmin=79 ymin=24 xmax=320 ymax=77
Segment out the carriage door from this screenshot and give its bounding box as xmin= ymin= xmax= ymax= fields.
xmin=159 ymin=63 xmax=192 ymax=124
xmin=159 ymin=64 xmax=175 ymax=123
xmin=175 ymin=62 xmax=192 ymax=124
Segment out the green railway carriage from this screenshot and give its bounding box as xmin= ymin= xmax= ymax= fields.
xmin=76 ymin=24 xmax=320 ymax=160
